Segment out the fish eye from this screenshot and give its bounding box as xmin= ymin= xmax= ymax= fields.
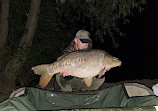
xmin=113 ymin=57 xmax=117 ymax=60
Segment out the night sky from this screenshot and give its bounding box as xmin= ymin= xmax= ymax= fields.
xmin=104 ymin=0 xmax=158 ymax=82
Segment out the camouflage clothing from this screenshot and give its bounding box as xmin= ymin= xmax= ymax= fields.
xmin=63 ymin=39 xmax=92 ymax=54
xmin=55 ymin=39 xmax=105 ymax=92
xmin=57 ymin=39 xmax=92 ymax=60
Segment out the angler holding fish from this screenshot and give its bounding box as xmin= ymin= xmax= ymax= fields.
xmin=32 ymin=30 xmax=122 ymax=91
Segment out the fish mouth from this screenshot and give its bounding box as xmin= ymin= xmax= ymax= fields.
xmin=113 ymin=62 xmax=122 ymax=68
xmin=118 ymin=62 xmax=122 ymax=67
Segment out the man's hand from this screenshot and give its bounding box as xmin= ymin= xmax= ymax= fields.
xmin=60 ymin=70 xmax=71 ymax=77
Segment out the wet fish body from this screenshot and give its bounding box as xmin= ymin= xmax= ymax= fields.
xmin=32 ymin=49 xmax=122 ymax=88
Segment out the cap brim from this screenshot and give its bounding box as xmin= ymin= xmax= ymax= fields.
xmin=80 ymin=39 xmax=90 ymax=43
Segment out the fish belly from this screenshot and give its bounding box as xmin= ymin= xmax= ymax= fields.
xmin=69 ymin=58 xmax=104 ymax=78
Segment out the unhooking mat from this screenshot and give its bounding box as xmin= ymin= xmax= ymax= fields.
xmin=1 ymin=83 xmax=158 ymax=111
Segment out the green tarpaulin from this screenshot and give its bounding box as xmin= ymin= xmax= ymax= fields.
xmin=0 ymin=84 xmax=158 ymax=111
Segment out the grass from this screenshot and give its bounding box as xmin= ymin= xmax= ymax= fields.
xmin=0 ymin=93 xmax=10 ymax=102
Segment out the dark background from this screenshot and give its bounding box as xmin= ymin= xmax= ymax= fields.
xmin=104 ymin=0 xmax=158 ymax=82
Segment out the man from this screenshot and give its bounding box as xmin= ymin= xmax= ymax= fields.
xmin=55 ymin=30 xmax=105 ymax=92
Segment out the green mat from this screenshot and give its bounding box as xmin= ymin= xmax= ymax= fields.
xmin=0 ymin=84 xmax=158 ymax=111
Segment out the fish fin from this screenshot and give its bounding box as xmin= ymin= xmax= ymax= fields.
xmin=98 ymin=67 xmax=106 ymax=78
xmin=83 ymin=78 xmax=93 ymax=87
xmin=39 ymin=73 xmax=53 ymax=88
xmin=56 ymin=72 xmax=64 ymax=76
xmin=32 ymin=64 xmax=48 ymax=75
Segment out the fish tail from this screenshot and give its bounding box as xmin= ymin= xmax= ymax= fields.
xmin=39 ymin=73 xmax=54 ymax=88
xmin=32 ymin=64 xmax=55 ymax=88
xmin=32 ymin=64 xmax=48 ymax=75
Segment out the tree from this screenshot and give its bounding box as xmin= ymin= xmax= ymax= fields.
xmin=0 ymin=0 xmax=9 ymax=50
xmin=4 ymin=0 xmax=41 ymax=89
xmin=0 ymin=0 xmax=10 ymax=92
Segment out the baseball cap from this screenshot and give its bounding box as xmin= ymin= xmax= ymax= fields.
xmin=76 ymin=30 xmax=90 ymax=43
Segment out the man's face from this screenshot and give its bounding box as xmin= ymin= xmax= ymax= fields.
xmin=75 ymin=38 xmax=89 ymax=50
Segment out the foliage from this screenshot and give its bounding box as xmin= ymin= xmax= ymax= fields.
xmin=0 ymin=93 xmax=9 ymax=102
xmin=56 ymin=0 xmax=146 ymax=47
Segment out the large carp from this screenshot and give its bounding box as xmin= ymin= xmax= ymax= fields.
xmin=32 ymin=49 xmax=122 ymax=88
